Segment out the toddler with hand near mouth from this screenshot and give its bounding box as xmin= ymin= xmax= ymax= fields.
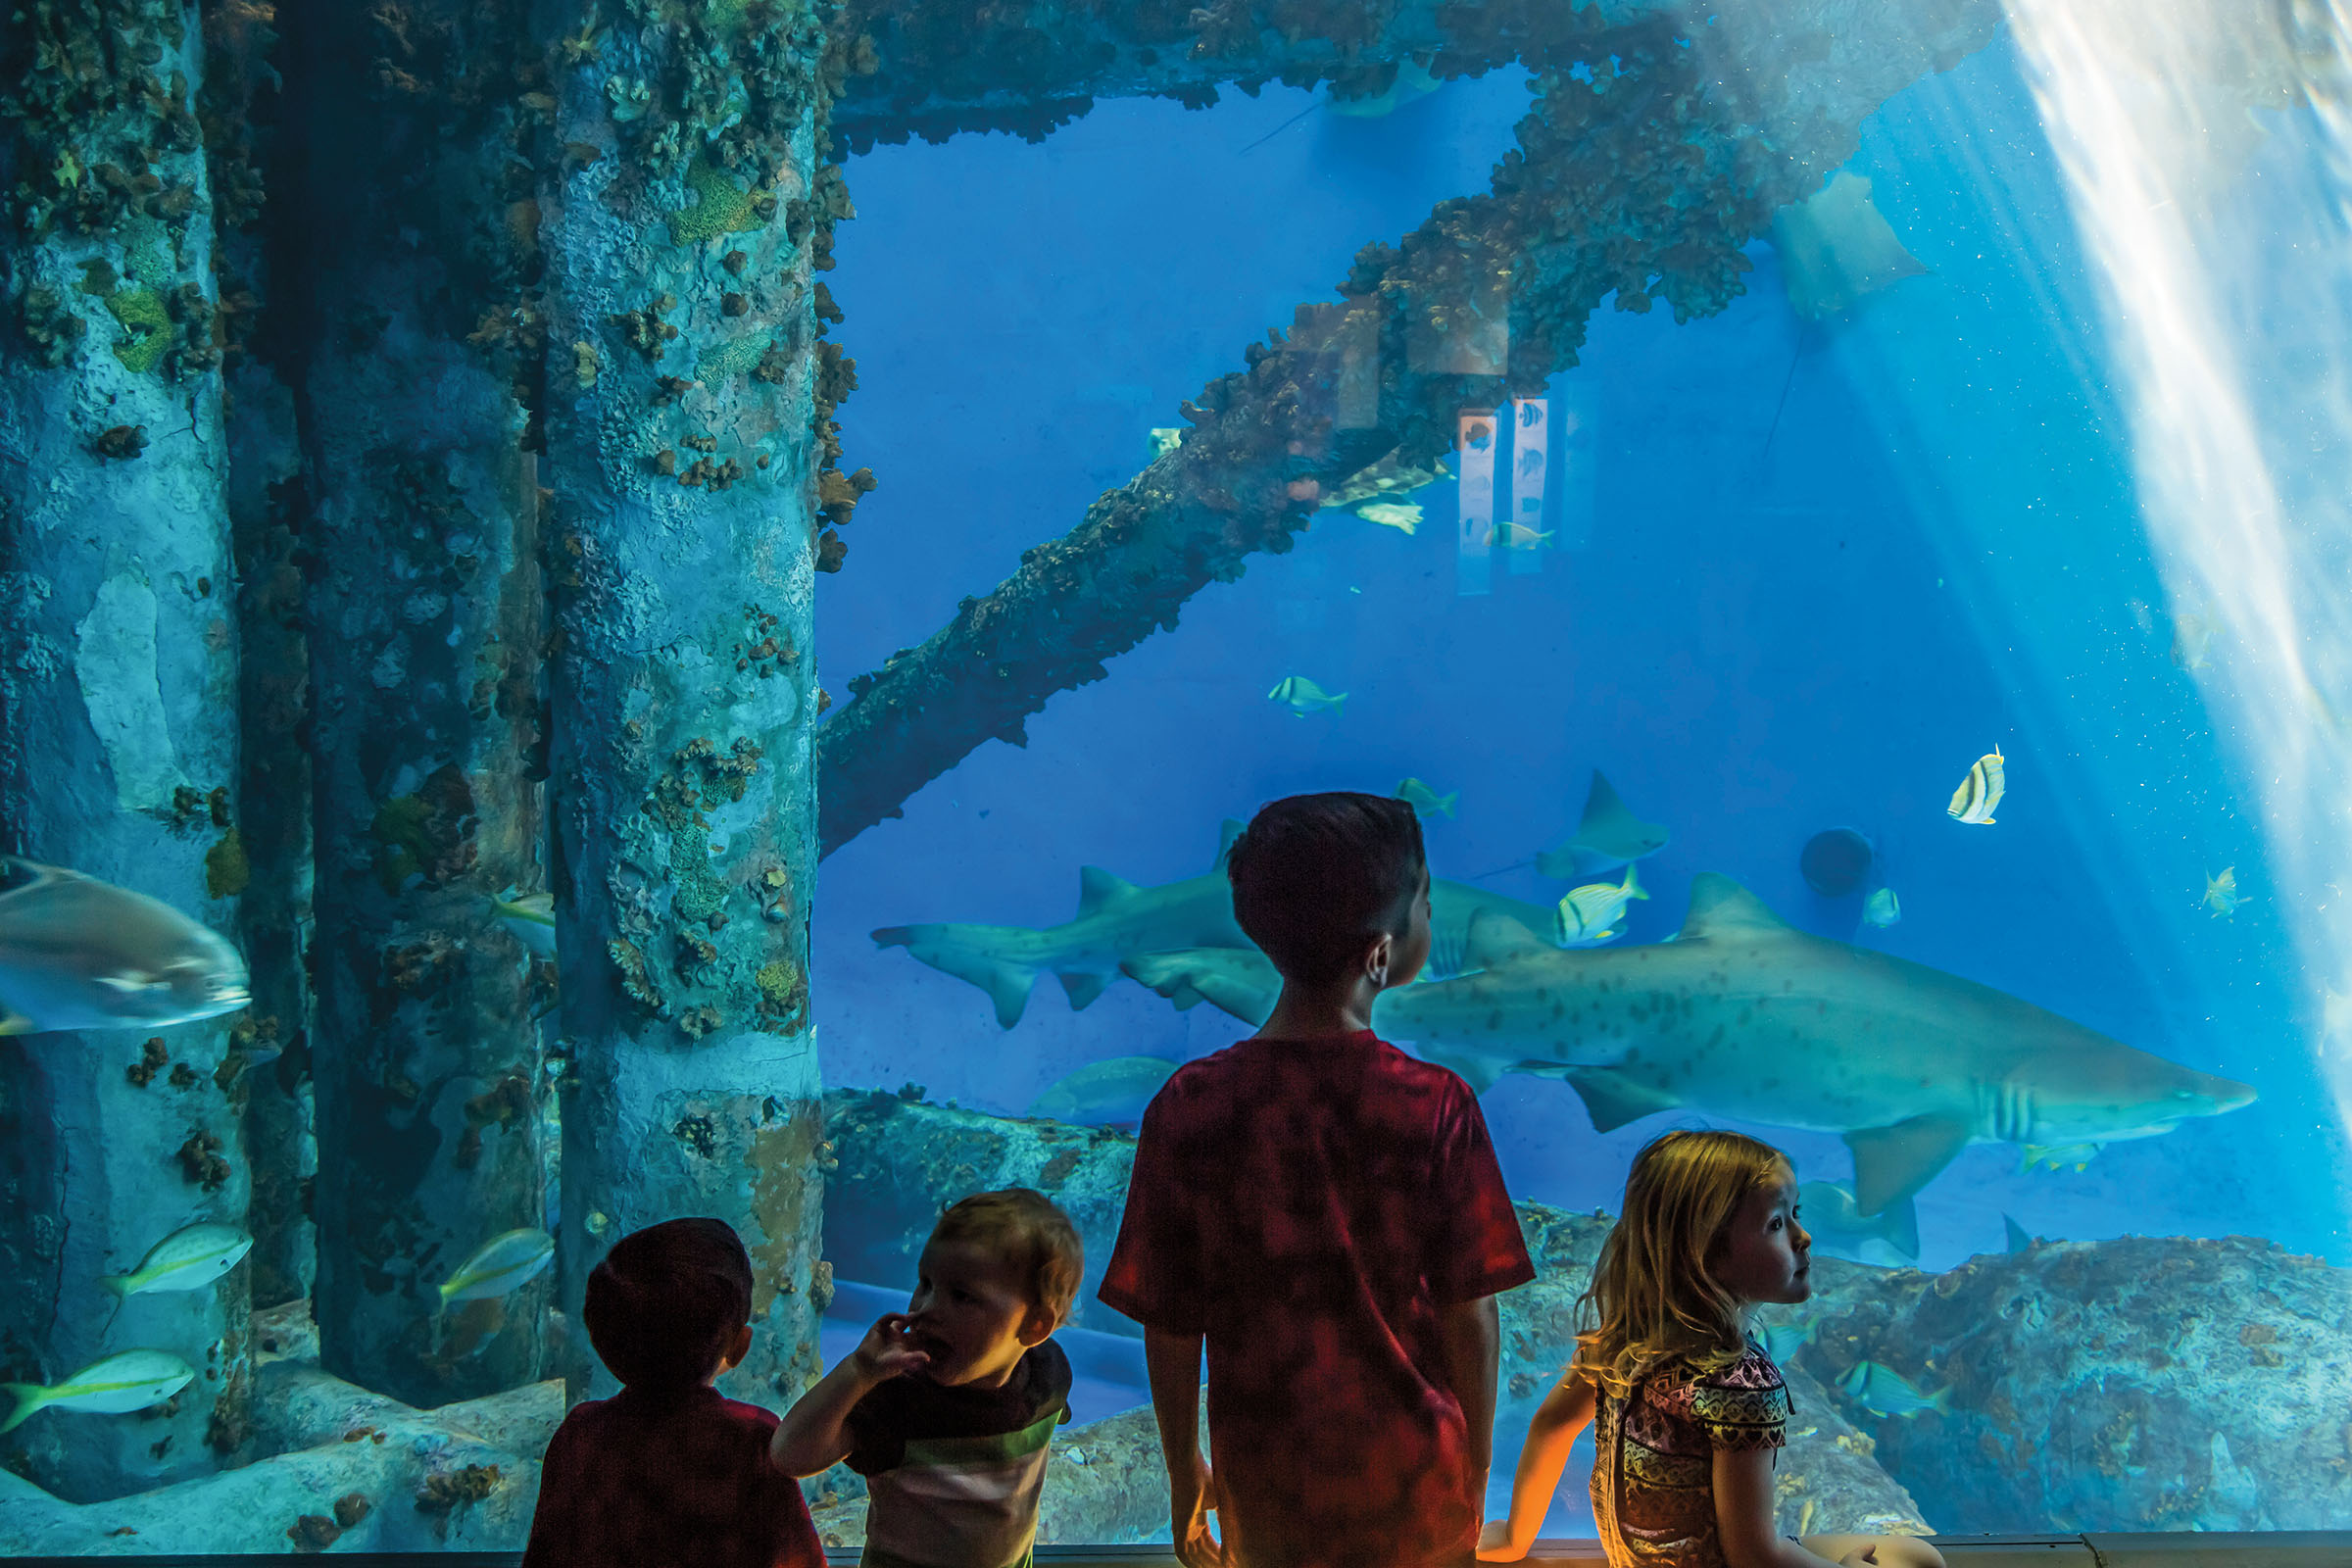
xmin=772 ymin=1188 xmax=1081 ymax=1568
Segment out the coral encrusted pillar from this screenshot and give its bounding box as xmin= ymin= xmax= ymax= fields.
xmin=0 ymin=0 xmax=253 ymax=1498
xmin=536 ymin=0 xmax=835 ymax=1405
xmin=289 ymin=0 xmax=556 ymax=1406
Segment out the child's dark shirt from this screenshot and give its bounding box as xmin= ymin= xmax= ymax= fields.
xmin=1099 ymin=1031 xmax=1535 ymax=1568
xmin=522 ymin=1381 xmax=823 ymax=1568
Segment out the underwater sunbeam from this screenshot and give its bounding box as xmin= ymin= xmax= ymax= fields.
xmin=2004 ymin=0 xmax=2352 ymax=1152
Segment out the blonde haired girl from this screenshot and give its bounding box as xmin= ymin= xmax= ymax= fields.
xmin=1477 ymin=1130 xmax=1943 ymax=1568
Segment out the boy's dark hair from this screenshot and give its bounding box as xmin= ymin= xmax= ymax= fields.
xmin=932 ymin=1189 xmax=1084 ymax=1328
xmin=583 ymin=1216 xmax=755 ymax=1388
xmin=1226 ymin=792 xmax=1426 ymax=985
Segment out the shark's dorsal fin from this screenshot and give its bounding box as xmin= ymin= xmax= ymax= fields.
xmin=1463 ymin=910 xmax=1549 ymax=970
xmin=1844 ymin=1112 xmax=1973 ymax=1216
xmin=1077 ymin=867 xmax=1141 ymax=918
xmin=1678 ymin=874 xmax=1788 ymax=941
xmin=1565 ymin=1067 xmax=1681 ymax=1133
xmin=1213 ymin=818 xmax=1247 ymax=871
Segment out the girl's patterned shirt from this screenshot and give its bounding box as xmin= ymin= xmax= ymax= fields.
xmin=1590 ymin=1338 xmax=1792 ymax=1568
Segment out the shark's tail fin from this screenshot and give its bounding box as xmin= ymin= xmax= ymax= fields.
xmin=872 ymin=925 xmax=1040 ymax=1029
xmin=0 ymin=1384 xmax=46 ymax=1437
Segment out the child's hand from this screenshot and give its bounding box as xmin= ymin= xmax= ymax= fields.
xmin=1168 ymin=1451 xmax=1221 ymax=1568
xmin=850 ymin=1313 xmax=929 ymax=1382
xmin=1476 ymin=1520 xmax=1530 ymax=1562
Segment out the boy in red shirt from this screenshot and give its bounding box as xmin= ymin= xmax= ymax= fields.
xmin=1100 ymin=792 xmax=1536 ymax=1568
xmin=522 ymin=1217 xmax=824 ymax=1568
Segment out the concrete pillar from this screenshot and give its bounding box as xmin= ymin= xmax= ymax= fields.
xmin=536 ymin=0 xmax=833 ymax=1405
xmin=0 ymin=0 xmax=251 ymax=1498
xmin=289 ymin=0 xmax=554 ymax=1405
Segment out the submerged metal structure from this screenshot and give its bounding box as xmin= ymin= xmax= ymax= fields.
xmin=0 ymin=0 xmax=2021 ymax=1540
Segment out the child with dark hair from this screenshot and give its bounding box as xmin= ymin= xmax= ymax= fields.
xmin=522 ymin=1217 xmax=823 ymax=1568
xmin=1102 ymin=791 xmax=1537 ymax=1568
xmin=772 ymin=1188 xmax=1081 ymax=1568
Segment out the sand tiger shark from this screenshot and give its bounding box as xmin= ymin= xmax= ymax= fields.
xmin=873 ymin=821 xmax=1615 ymax=1029
xmin=1368 ymin=873 xmax=2256 ymax=1214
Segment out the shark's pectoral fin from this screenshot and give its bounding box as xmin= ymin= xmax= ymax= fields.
xmin=1564 ymin=1066 xmax=1682 ymax=1133
xmin=1885 ymin=1195 xmax=1921 ymax=1260
xmin=1678 ymin=874 xmax=1788 ymax=941
xmin=1059 ymin=971 xmax=1113 ymax=1011
xmin=1463 ymin=910 xmax=1548 ymax=970
xmin=1076 ymin=867 xmax=1142 ymax=918
xmin=1419 ymin=1046 xmax=1507 ymax=1096
xmin=883 ymin=931 xmax=1038 ymax=1029
xmin=1845 ymin=1113 xmax=1973 ymax=1216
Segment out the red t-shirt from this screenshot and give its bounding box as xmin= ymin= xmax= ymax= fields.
xmin=1099 ymin=1032 xmax=1535 ymax=1568
xmin=521 ymin=1383 xmax=823 ymax=1568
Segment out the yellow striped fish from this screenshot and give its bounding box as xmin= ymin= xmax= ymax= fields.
xmin=2203 ymin=867 xmax=2242 ymax=919
xmin=1947 ymin=746 xmax=2005 ymax=825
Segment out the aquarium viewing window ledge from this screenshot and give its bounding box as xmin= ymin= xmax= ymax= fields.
xmin=7 ymin=1539 xmax=2350 ymax=1568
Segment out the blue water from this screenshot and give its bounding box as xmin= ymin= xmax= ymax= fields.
xmin=811 ymin=28 xmax=2348 ymax=1542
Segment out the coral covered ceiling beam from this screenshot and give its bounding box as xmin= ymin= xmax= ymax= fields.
xmin=815 ymin=0 xmax=1998 ymax=858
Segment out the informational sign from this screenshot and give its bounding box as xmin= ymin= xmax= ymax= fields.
xmin=1456 ymin=409 xmax=1497 ymax=597
xmin=1506 ymin=396 xmax=1548 ymax=576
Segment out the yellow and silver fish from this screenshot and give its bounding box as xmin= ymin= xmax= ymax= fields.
xmin=0 ymin=1349 xmax=196 ymax=1435
xmin=104 ymin=1222 xmax=254 ymax=1297
xmin=2019 ymin=1141 xmax=2103 ymax=1174
xmin=1863 ymin=887 xmax=1901 ymax=929
xmin=488 ymin=888 xmax=557 ymax=959
xmin=1394 ymin=778 xmax=1458 ymax=820
xmin=1268 ymin=675 xmax=1346 ymax=717
xmin=1838 ymin=1358 xmax=1949 ymax=1419
xmin=1353 ymin=501 xmax=1421 ymax=535
xmin=2203 ymin=867 xmax=2243 ymax=919
xmin=438 ymin=1227 xmax=555 ymax=1308
xmin=1557 ymin=862 xmax=1645 ymax=945
xmin=0 ymin=858 xmax=249 ymax=1035
xmin=1946 ymin=746 xmax=2005 ymax=825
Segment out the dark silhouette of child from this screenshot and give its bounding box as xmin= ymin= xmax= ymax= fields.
xmin=523 ymin=1217 xmax=823 ymax=1568
xmin=1102 ymin=792 xmax=1536 ymax=1568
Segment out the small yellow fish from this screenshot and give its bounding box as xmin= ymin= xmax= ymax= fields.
xmin=1 ymin=1350 xmax=195 ymax=1435
xmin=1394 ymin=778 xmax=1458 ymax=819
xmin=1862 ymin=887 xmax=1901 ymax=928
xmin=1947 ymin=746 xmax=2005 ymax=825
xmin=103 ymin=1222 xmax=254 ymax=1297
xmin=2019 ymin=1141 xmax=2102 ymax=1174
xmin=1268 ymin=675 xmax=1346 ymax=717
xmin=2203 ymin=866 xmax=2242 ymax=918
xmin=1558 ymin=862 xmax=1645 ymax=945
xmin=1353 ymin=501 xmax=1421 ymax=534
xmin=488 ymin=888 xmax=556 ymax=959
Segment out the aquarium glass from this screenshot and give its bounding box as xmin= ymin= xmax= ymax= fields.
xmin=6 ymin=0 xmax=2352 ymax=1552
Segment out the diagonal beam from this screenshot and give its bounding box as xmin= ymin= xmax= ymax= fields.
xmin=816 ymin=0 xmax=2001 ymax=858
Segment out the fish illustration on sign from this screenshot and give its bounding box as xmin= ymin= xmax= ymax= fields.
xmin=2203 ymin=867 xmax=2243 ymax=919
xmin=1797 ymin=1181 xmax=1920 ymax=1262
xmin=1394 ymin=778 xmax=1458 ymax=819
xmin=1537 ymin=770 xmax=1670 ymax=880
xmin=1769 ymin=172 xmax=1930 ymax=320
xmin=1027 ymin=1056 xmax=1180 ymax=1125
xmin=1268 ymin=676 xmax=1346 ymax=717
xmin=1558 ymin=863 xmax=1645 ymax=945
xmin=1947 ymin=747 xmax=2005 ymax=825
xmin=438 ymin=1227 xmax=555 ymax=1308
xmin=103 ymin=1222 xmax=255 ymax=1297
xmin=1863 ymin=887 xmax=1901 ymax=928
xmin=1838 ymin=1359 xmax=1950 ymax=1419
xmin=1370 ymin=874 xmax=2256 ymax=1214
xmin=0 ymin=1350 xmax=197 ymax=1435
xmin=0 ymin=858 xmax=249 ymax=1035
xmin=489 ymin=888 xmax=557 ymax=958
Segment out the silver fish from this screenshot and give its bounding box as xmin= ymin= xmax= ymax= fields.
xmin=438 ymin=1227 xmax=555 ymax=1307
xmin=1027 ymin=1056 xmax=1179 ymax=1125
xmin=1838 ymin=1358 xmax=1949 ymax=1419
xmin=104 ymin=1222 xmax=255 ymax=1296
xmin=1863 ymin=887 xmax=1901 ymax=928
xmin=489 ymin=888 xmax=557 ymax=959
xmin=1268 ymin=675 xmax=1346 ymax=717
xmin=1394 ymin=778 xmax=1458 ymax=820
xmin=0 ymin=858 xmax=248 ymax=1034
xmin=0 ymin=1349 xmax=196 ymax=1435
xmin=1759 ymin=1316 xmax=1818 ymax=1362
